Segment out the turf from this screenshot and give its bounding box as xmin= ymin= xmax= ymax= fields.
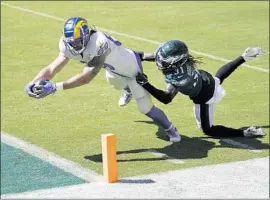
xmin=1 ymin=1 xmax=269 ymax=178
xmin=1 ymin=143 xmax=86 ymax=195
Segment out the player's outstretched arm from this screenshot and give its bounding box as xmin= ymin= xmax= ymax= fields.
xmin=25 ymin=54 xmax=69 ymax=98
xmin=61 ymin=65 xmax=102 ymax=90
xmin=136 ymin=73 xmax=179 ymax=104
xmin=135 ymin=51 xmax=156 ymax=62
xmin=31 ymin=52 xmax=108 ymax=99
xmin=32 ymin=54 xmax=69 ymax=83
xmin=29 ymin=65 xmax=102 ymax=99
xmin=61 ymin=52 xmax=107 ymax=90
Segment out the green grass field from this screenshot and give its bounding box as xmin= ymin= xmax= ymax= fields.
xmin=1 ymin=1 xmax=269 ymax=178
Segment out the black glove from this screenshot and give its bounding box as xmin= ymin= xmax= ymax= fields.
xmin=136 ymin=73 xmax=148 ymax=85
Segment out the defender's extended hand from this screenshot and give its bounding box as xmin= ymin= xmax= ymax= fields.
xmin=136 ymin=73 xmax=149 ymax=86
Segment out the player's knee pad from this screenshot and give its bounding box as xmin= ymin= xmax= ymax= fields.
xmin=136 ymin=96 xmax=153 ymax=114
xmin=105 ymin=70 xmax=127 ymax=90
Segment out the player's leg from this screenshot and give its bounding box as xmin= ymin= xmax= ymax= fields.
xmin=138 ymin=96 xmax=181 ymax=142
xmin=118 ymin=86 xmax=132 ymax=107
xmin=128 ymin=79 xmax=181 ymax=142
xmin=194 ymin=103 xmax=264 ymax=137
xmin=199 ymin=103 xmax=243 ymax=137
xmin=215 ymin=57 xmax=245 ymax=84
xmin=215 ymin=47 xmax=263 ymax=84
xmin=118 ymin=50 xmax=152 ymax=107
xmin=105 ymin=70 xmax=127 ymax=90
xmin=105 ymin=70 xmax=133 ymax=106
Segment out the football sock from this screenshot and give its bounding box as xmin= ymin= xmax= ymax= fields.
xmin=145 ymin=106 xmax=172 ymax=130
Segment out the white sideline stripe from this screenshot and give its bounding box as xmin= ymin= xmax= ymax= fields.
xmin=1 ymin=131 xmax=102 ymax=182
xmin=220 ymin=139 xmax=262 ymax=153
xmin=148 ymin=149 xmax=185 ymax=164
xmin=2 ymin=2 xmax=269 ymax=73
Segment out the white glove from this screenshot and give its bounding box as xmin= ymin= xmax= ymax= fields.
xmin=242 ymin=47 xmax=264 ymax=61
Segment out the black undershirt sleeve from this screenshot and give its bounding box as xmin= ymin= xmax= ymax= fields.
xmin=136 ymin=51 xmax=144 ymax=61
xmin=134 ymin=51 xmax=156 ymax=62
xmin=141 ymin=82 xmax=178 ymax=104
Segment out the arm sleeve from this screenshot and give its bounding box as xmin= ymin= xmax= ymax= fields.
xmin=141 ymin=82 xmax=179 ymax=104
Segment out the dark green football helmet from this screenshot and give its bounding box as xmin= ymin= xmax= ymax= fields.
xmin=155 ymin=40 xmax=189 ymax=71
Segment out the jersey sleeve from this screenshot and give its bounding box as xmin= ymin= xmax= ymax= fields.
xmin=85 ymin=32 xmax=110 ymax=67
xmin=94 ymin=32 xmax=110 ymax=57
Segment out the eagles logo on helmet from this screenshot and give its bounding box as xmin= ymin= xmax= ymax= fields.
xmin=155 ymin=40 xmax=189 ymax=72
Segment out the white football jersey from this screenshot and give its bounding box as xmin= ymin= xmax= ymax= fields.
xmin=59 ymin=31 xmax=142 ymax=78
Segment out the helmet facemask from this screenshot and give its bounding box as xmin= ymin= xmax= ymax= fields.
xmin=156 ymin=47 xmax=189 ymax=73
xmin=64 ymin=27 xmax=90 ymax=55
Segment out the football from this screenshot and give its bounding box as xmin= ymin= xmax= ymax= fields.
xmin=31 ymin=80 xmax=47 ymax=94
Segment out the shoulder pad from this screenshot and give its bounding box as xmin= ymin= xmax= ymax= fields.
xmin=95 ymin=32 xmax=107 ymax=47
xmin=95 ymin=33 xmax=109 ymax=56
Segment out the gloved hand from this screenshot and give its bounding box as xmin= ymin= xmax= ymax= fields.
xmin=34 ymin=80 xmax=56 ymax=98
xmin=242 ymin=47 xmax=264 ymax=61
xmin=136 ymin=73 xmax=148 ymax=86
xmin=24 ymin=82 xmax=38 ymax=98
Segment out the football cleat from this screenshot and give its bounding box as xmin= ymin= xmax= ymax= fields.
xmin=242 ymin=47 xmax=264 ymax=61
xmin=243 ymin=126 xmax=265 ymax=137
xmin=118 ymin=92 xmax=132 ymax=107
xmin=165 ymin=125 xmax=181 ymax=142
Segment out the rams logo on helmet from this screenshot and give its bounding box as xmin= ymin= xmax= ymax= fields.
xmin=63 ymin=17 xmax=90 ymax=55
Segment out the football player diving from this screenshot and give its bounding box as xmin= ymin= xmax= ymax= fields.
xmin=135 ymin=40 xmax=265 ymax=138
xmin=24 ymin=17 xmax=181 ymax=142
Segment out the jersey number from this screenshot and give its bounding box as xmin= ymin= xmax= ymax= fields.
xmin=176 ymin=67 xmax=199 ymax=87
xmin=102 ymin=34 xmax=121 ymax=71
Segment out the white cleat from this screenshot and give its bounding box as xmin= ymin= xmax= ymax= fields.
xmin=242 ymin=47 xmax=264 ymax=61
xmin=166 ymin=126 xmax=181 ymax=142
xmin=243 ymin=126 xmax=265 ymax=137
xmin=118 ymin=92 xmax=132 ymax=107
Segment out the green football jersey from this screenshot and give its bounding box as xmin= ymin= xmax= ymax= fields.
xmin=164 ymin=64 xmax=215 ymax=103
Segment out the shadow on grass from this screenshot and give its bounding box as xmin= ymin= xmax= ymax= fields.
xmin=85 ymin=134 xmax=215 ymax=163
xmin=117 ymin=179 xmax=155 ymax=184
xmin=84 ymin=121 xmax=269 ymax=163
xmin=84 ymin=120 xmax=216 ymax=162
